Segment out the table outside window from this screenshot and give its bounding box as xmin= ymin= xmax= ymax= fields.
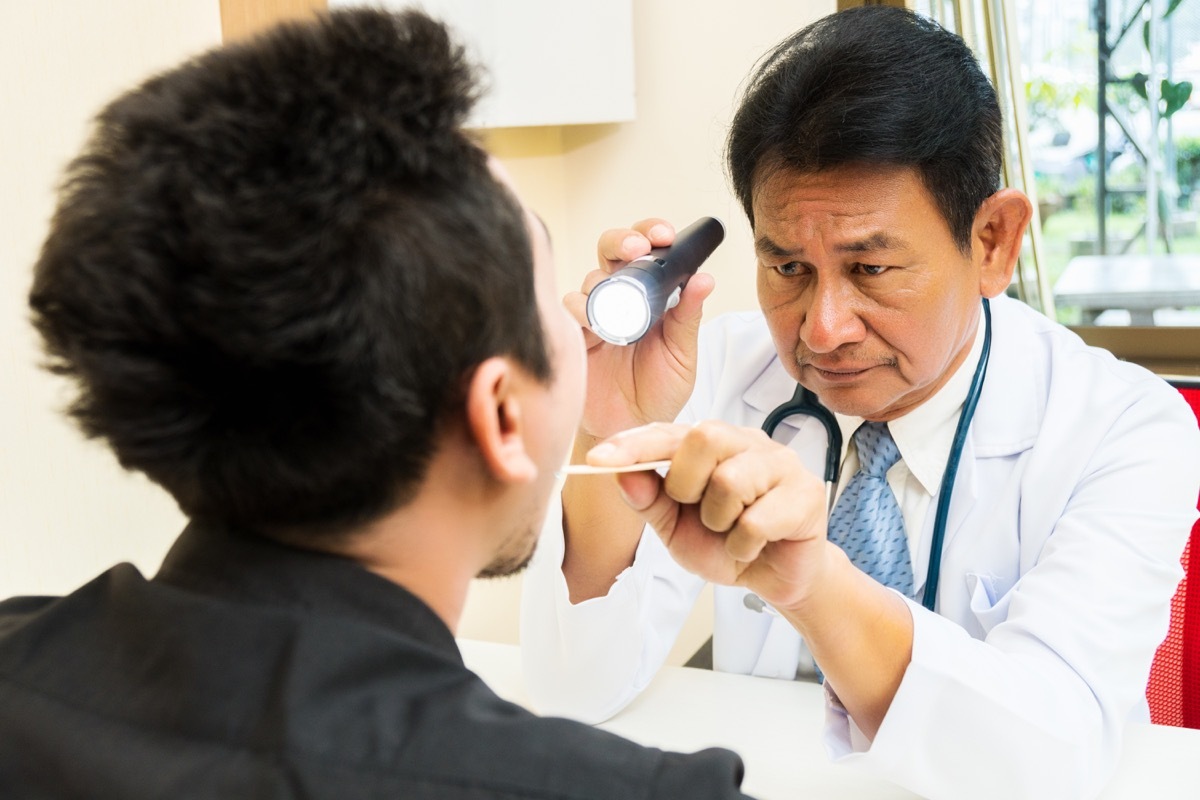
xmin=1054 ymin=254 xmax=1200 ymax=326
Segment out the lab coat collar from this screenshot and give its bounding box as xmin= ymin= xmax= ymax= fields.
xmin=743 ymin=354 xmax=801 ymax=416
xmin=964 ymin=294 xmax=1043 ymax=458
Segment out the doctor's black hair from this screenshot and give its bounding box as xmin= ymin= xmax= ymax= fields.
xmin=726 ymin=5 xmax=1002 ymax=253
xmin=28 ymin=8 xmax=550 ymax=536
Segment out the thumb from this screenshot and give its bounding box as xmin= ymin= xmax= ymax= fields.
xmin=660 ymin=272 xmax=715 ymax=352
xmin=615 ymin=471 xmax=680 ymax=538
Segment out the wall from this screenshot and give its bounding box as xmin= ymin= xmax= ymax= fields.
xmin=0 ymin=0 xmax=834 ymax=664
xmin=0 ymin=1 xmax=222 ymax=597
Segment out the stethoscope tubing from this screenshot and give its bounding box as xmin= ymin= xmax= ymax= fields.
xmin=920 ymin=298 xmax=991 ymax=610
xmin=760 ymin=298 xmax=992 ymax=612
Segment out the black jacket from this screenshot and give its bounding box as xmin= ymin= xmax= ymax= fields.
xmin=0 ymin=523 xmax=752 ymax=799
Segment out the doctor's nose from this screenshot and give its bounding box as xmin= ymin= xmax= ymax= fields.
xmin=799 ymin=280 xmax=867 ymax=354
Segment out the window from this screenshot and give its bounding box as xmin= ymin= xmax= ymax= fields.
xmin=1017 ymin=0 xmax=1200 ymax=330
xmin=911 ymin=0 xmax=1200 ymax=374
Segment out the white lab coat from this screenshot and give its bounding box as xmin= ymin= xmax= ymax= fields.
xmin=521 ymin=295 xmax=1200 ymax=800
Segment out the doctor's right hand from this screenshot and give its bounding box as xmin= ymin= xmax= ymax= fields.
xmin=566 ymin=219 xmax=716 ymax=442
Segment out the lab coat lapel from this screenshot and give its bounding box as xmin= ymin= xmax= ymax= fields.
xmin=920 ymin=297 xmax=1042 ymax=600
xmin=741 ymin=360 xmax=840 ymax=480
xmin=742 ymin=357 xmax=800 ymax=418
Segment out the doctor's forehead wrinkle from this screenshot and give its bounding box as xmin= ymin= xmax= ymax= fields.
xmin=754 ymin=230 xmax=910 ymax=259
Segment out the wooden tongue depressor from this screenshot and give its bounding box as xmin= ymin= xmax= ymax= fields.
xmin=556 ymin=459 xmax=672 ymax=476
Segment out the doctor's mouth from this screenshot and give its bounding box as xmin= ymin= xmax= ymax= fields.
xmin=800 ymin=358 xmax=898 ymax=384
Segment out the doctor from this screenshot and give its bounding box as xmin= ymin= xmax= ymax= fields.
xmin=522 ymin=7 xmax=1200 ymax=800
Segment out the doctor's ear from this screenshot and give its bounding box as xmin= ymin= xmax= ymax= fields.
xmin=464 ymin=357 xmax=538 ymax=485
xmin=971 ymin=188 xmax=1033 ymax=298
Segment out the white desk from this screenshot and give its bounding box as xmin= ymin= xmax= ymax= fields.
xmin=460 ymin=639 xmax=1200 ymax=799
xmin=1054 ymin=254 xmax=1200 ymax=324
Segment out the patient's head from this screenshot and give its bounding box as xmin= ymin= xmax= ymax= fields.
xmin=29 ymin=9 xmax=560 ymax=542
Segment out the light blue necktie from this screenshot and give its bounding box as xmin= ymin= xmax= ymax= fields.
xmin=827 ymin=422 xmax=914 ymax=596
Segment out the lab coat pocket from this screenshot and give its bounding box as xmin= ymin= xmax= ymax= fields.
xmin=966 ymin=571 xmax=1012 ymax=637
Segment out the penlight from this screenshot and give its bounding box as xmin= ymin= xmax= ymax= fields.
xmin=586 ymin=216 xmax=725 ymax=346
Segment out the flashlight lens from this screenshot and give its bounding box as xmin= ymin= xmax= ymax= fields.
xmin=590 ymin=280 xmax=652 ymax=344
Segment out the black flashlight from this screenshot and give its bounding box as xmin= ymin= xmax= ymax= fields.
xmin=585 ymin=216 xmax=725 ymax=345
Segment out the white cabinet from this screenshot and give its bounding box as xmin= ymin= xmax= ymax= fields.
xmin=330 ymin=0 xmax=636 ymax=128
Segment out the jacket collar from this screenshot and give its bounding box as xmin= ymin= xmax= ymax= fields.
xmin=155 ymin=521 xmax=462 ymax=662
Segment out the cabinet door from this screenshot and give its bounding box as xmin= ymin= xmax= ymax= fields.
xmin=328 ymin=0 xmax=636 ymax=128
xmin=219 ymin=0 xmax=327 ymax=42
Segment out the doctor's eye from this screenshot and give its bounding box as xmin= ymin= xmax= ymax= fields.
xmin=854 ymin=263 xmax=888 ymax=276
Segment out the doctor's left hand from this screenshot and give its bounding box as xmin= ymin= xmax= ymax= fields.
xmin=588 ymin=420 xmax=834 ymax=610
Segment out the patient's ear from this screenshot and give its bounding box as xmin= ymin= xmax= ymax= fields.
xmin=465 ymin=357 xmax=538 ymax=484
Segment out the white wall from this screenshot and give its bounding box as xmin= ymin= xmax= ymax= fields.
xmin=0 ymin=0 xmax=834 ymax=664
xmin=0 ymin=1 xmax=221 ymax=597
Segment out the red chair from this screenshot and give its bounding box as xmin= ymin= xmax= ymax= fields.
xmin=1146 ymin=378 xmax=1200 ymax=728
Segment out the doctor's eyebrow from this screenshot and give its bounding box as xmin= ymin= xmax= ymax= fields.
xmin=755 ymin=234 xmax=796 ymax=258
xmin=836 ymin=231 xmax=908 ymax=253
xmin=754 ymin=230 xmax=909 ymax=258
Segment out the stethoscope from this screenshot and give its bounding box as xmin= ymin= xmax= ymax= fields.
xmin=760 ymin=298 xmax=992 ymax=612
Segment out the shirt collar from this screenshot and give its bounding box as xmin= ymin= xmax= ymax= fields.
xmin=154 ymin=521 xmax=462 ymax=662
xmin=835 ymin=310 xmax=986 ymax=494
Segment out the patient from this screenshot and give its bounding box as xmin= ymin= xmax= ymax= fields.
xmin=0 ymin=9 xmax=751 ymax=798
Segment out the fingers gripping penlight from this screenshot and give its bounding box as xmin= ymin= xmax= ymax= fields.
xmin=586 ymin=217 xmax=725 ymax=345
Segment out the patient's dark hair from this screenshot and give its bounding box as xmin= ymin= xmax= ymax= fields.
xmin=29 ymin=9 xmax=550 ymax=536
xmin=726 ymin=5 xmax=1002 ymax=251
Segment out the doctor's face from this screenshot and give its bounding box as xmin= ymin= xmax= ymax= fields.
xmin=753 ymin=164 xmax=990 ymax=422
